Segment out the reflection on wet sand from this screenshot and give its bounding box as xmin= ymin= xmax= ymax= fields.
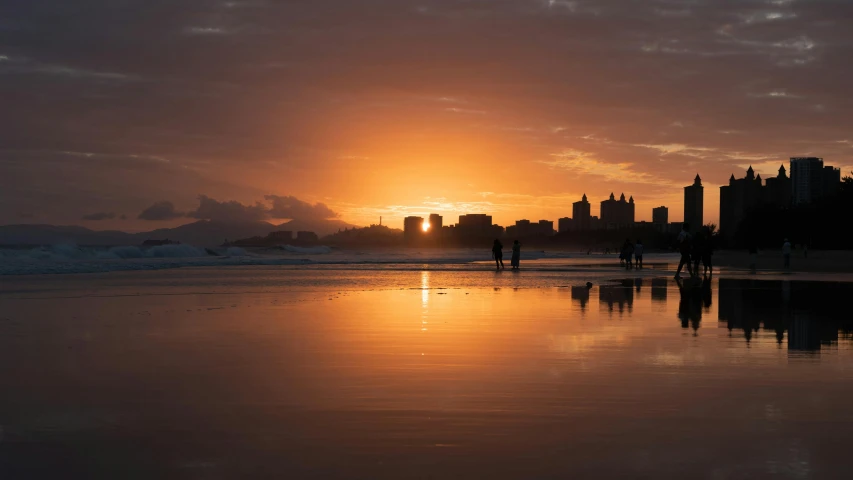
xmin=717 ymin=278 xmax=853 ymax=354
xmin=3 ymin=271 xmax=853 ymax=478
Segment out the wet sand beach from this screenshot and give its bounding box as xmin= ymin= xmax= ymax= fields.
xmin=1 ymin=264 xmax=852 ymax=479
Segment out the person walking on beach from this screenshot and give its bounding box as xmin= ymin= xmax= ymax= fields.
xmin=621 ymin=239 xmax=634 ymax=270
xmin=691 ymin=229 xmax=705 ymax=276
xmin=701 ymin=226 xmax=714 ymax=276
xmin=634 ymin=239 xmax=644 ymax=269
xmin=492 ymin=239 xmax=504 ymax=270
xmin=675 ymin=223 xmax=694 ymax=279
xmin=511 ymin=240 xmax=521 ymax=270
xmin=782 ymin=238 xmax=792 ymax=269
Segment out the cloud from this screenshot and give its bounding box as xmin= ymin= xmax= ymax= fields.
xmin=82 ymin=212 xmax=116 ymax=221
xmin=265 ymin=195 xmax=339 ymax=220
xmin=138 ymin=201 xmax=185 ymax=221
xmin=187 ymin=195 xmax=269 ymax=222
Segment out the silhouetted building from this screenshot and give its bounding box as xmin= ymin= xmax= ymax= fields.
xmin=404 ymin=216 xmax=424 ymax=242
xmin=791 ymin=157 xmax=841 ymax=205
xmin=268 ymin=231 xmax=293 ymax=241
xmin=720 ymin=165 xmax=800 ymax=241
xmin=652 ymin=206 xmax=668 ymax=233
xmin=428 ymin=214 xmax=443 ymax=235
xmin=572 ymin=194 xmax=591 ymax=231
xmin=456 ymin=214 xmax=495 ymax=239
xmin=538 ymin=220 xmax=554 ymax=236
xmin=558 ymin=217 xmax=573 ymax=233
xmin=508 ymin=219 xmax=554 ymax=237
xmin=719 ymin=166 xmax=765 ymax=241
xmin=600 ymin=193 xmax=635 ymax=229
xmin=764 ymin=165 xmax=792 ymax=207
xmin=296 ymin=231 xmax=318 ymax=242
xmin=684 ymin=174 xmax=703 ymax=232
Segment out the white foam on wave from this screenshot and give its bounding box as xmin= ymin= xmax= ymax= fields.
xmin=0 ymin=244 xmax=621 ymax=276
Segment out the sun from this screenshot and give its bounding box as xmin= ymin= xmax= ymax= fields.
xmin=422 ymin=221 xmax=431 ymax=232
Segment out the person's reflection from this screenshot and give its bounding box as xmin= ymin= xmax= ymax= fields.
xmin=702 ymin=276 xmax=712 ymax=312
xmin=676 ymin=277 xmax=703 ymax=335
xmin=635 ymin=278 xmax=643 ymax=294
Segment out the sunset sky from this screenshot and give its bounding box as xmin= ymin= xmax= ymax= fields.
xmin=2 ymin=0 xmax=852 ymax=231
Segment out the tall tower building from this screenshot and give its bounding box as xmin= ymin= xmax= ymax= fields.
xmin=791 ymin=157 xmax=824 ymax=205
xmin=428 ymin=213 xmax=443 ymax=231
xmin=790 ymin=157 xmax=841 ymax=204
xmin=652 ymin=206 xmax=668 ymax=232
xmin=684 ymin=174 xmax=704 ymax=232
xmin=572 ymin=194 xmax=591 ymax=231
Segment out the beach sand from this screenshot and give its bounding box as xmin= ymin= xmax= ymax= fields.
xmin=2 ymin=265 xmax=853 ymax=478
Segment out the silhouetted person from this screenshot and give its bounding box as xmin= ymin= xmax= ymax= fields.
xmin=492 ymin=239 xmax=504 ymax=270
xmin=701 ymin=275 xmax=712 ymax=310
xmin=701 ymin=227 xmax=714 ymax=276
xmin=692 ymin=230 xmax=705 ymax=276
xmin=675 ymin=223 xmax=694 ymax=278
xmin=782 ymin=238 xmax=792 ymax=269
xmin=634 ymin=239 xmax=644 ymax=268
xmin=511 ymin=240 xmax=521 ymax=270
xmin=621 ymin=238 xmax=634 ymax=270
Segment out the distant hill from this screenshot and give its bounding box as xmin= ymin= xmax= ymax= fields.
xmin=0 ymin=219 xmax=358 ymax=247
xmin=132 ymin=220 xmax=278 ymax=246
xmin=322 ymin=224 xmax=403 ymax=247
xmin=277 ymin=218 xmax=357 ymax=237
xmin=0 ymin=224 xmax=134 ymax=246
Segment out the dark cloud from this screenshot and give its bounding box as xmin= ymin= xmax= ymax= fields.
xmin=82 ymin=211 xmax=116 ymax=221
xmin=138 ymin=201 xmax=185 ymax=221
xmin=187 ymin=195 xmax=269 ymax=222
xmin=265 ymin=195 xmax=339 ymax=220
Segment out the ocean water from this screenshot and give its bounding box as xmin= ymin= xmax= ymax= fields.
xmin=1 ymin=267 xmax=852 ymax=478
xmin=0 ymin=244 xmax=672 ymax=276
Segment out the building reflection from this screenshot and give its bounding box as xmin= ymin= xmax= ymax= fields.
xmin=571 ymin=286 xmax=591 ymax=312
xmin=651 ymin=278 xmax=667 ymax=303
xmin=599 ymin=279 xmax=634 ymax=315
xmin=717 ymin=279 xmax=852 ymax=354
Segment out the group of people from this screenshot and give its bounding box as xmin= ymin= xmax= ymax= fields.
xmin=675 ymin=222 xmax=714 ymax=279
xmin=492 ymin=239 xmax=522 ymax=271
xmin=618 ymin=239 xmax=645 ymax=270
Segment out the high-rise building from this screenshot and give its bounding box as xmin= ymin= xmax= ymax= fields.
xmin=683 ymin=174 xmax=703 ymax=232
xmin=558 ymin=217 xmax=573 ymax=233
xmin=538 ymin=220 xmax=554 ymax=236
xmin=456 ymin=214 xmax=493 ymax=239
xmin=428 ymin=213 xmax=443 ymax=232
xmin=719 ymin=165 xmax=798 ymax=241
xmin=600 ymin=193 xmax=635 ymax=228
xmin=404 ymin=216 xmax=424 ymax=242
xmin=652 ymin=206 xmax=668 ymax=233
xmin=720 ymin=167 xmax=763 ymax=241
xmin=791 ymin=157 xmax=841 ymax=205
xmin=572 ymin=194 xmax=591 ymax=231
